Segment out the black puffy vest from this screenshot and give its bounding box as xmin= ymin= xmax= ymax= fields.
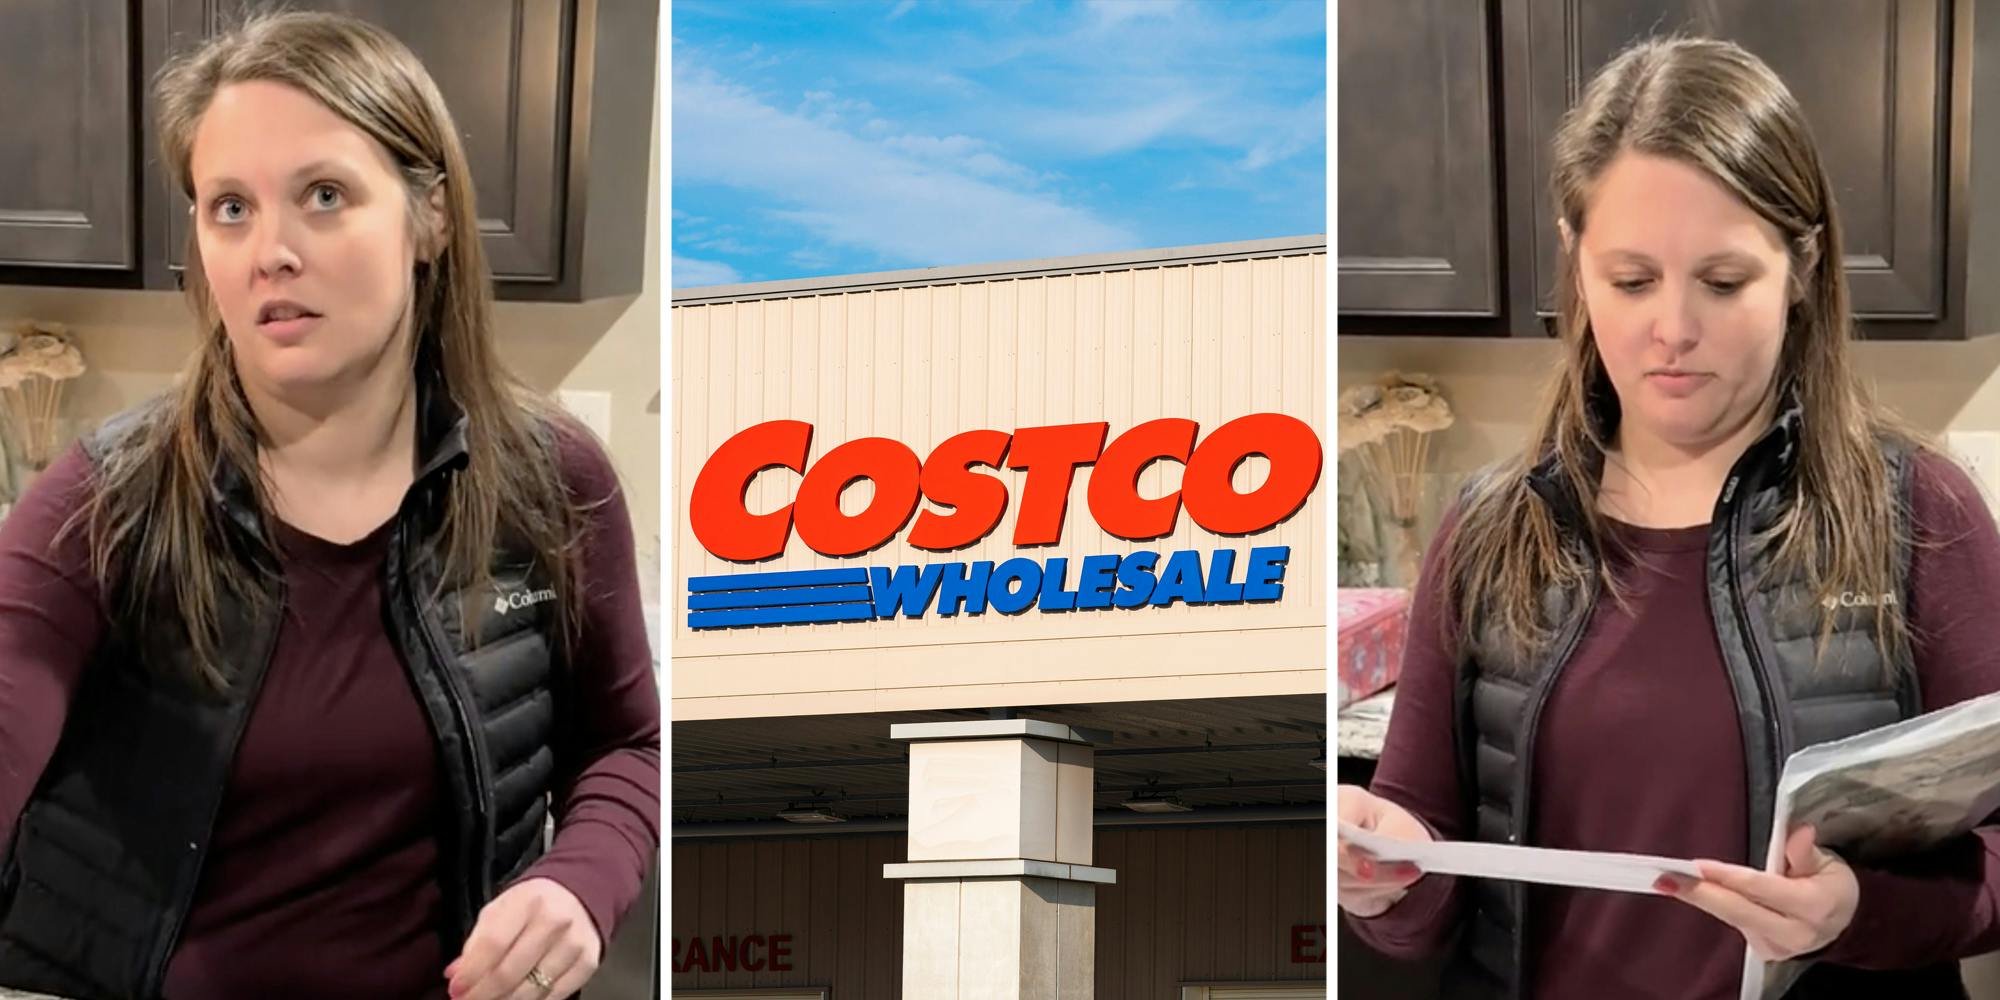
xmin=0 ymin=392 xmax=564 ymax=1000
xmin=1445 ymin=407 xmax=1969 ymax=999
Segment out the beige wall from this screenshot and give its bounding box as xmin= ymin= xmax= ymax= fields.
xmin=1096 ymin=821 xmax=1327 ymax=997
xmin=673 ymin=833 xmax=905 ymax=998
xmin=1338 ymin=333 xmax=2000 ymax=485
xmin=0 ymin=89 xmax=663 ymax=574
xmin=671 ymin=251 xmax=1328 ymax=721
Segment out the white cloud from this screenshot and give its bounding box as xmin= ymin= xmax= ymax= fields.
xmin=901 ymin=1 xmax=1322 ymax=168
xmin=1235 ymin=93 xmax=1326 ymax=171
xmin=680 ymin=1 xmax=1322 ymax=185
xmin=672 ymin=254 xmax=743 ymax=288
xmin=1010 ymin=95 xmax=1207 ymax=158
xmin=672 ymin=64 xmax=1136 ymax=267
xmin=789 ymin=246 xmax=835 ymax=269
xmin=1082 ymin=0 xmax=1187 ymax=29
xmin=799 ymin=89 xmax=878 ymax=127
xmin=690 ymin=235 xmax=761 ymax=255
xmin=883 ymin=133 xmax=984 ymax=159
xmin=880 ymin=133 xmax=1039 ymax=185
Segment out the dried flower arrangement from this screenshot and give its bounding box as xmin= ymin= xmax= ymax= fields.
xmin=0 ymin=322 xmax=87 ymax=471
xmin=1338 ymin=371 xmax=1454 ymax=585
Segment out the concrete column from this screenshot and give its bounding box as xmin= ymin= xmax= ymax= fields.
xmin=884 ymin=719 xmax=1115 ymax=1000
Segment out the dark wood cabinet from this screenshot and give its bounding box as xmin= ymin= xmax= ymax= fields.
xmin=1341 ymin=0 xmax=2000 ymax=339
xmin=144 ymin=0 xmax=573 ymax=288
xmin=1518 ymin=0 xmax=1947 ymax=321
xmin=1336 ymin=0 xmax=1502 ymax=317
xmin=0 ymin=1 xmax=136 ymax=271
xmin=0 ymin=0 xmax=654 ymax=302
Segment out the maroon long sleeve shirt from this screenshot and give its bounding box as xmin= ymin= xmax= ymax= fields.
xmin=0 ymin=425 xmax=661 ymax=999
xmin=1347 ymin=451 xmax=2000 ymax=999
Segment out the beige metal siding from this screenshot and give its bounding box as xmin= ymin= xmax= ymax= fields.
xmin=672 ymin=835 xmax=903 ymax=998
xmin=1098 ymin=822 xmax=1327 ymax=998
xmin=671 ymin=251 xmax=1327 ymax=719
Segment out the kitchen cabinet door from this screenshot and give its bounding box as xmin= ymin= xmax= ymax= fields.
xmin=142 ymin=0 xmax=571 ymax=289
xmin=0 ymin=1 xmax=136 ymax=271
xmin=1518 ymin=0 xmax=1947 ymax=322
xmin=1337 ymin=0 xmax=1503 ymax=318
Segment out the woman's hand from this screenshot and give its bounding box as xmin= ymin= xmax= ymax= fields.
xmin=1337 ymin=784 xmax=1433 ymax=917
xmin=1663 ymin=824 xmax=1860 ymax=962
xmin=447 ymin=877 xmax=603 ymax=1000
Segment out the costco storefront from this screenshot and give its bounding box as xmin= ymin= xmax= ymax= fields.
xmin=669 ymin=236 xmax=1329 ymax=1000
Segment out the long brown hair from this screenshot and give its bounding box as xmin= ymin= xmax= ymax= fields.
xmin=1442 ymin=37 xmax=1925 ymax=671
xmin=79 ymin=10 xmax=586 ymax=690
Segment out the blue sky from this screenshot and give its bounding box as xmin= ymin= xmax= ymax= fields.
xmin=670 ymin=0 xmax=1327 ymax=288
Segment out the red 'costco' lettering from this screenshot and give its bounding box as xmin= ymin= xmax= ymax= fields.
xmin=689 ymin=413 xmax=1322 ymax=561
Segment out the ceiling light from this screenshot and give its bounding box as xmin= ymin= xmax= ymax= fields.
xmin=777 ymin=804 xmax=846 ymax=824
xmin=1121 ymin=793 xmax=1193 ymax=814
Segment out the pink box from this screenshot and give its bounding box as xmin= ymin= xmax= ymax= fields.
xmin=1337 ymin=588 xmax=1412 ymax=709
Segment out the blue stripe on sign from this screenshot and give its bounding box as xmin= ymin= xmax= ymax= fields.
xmin=686 ymin=585 xmax=873 ymax=610
xmin=687 ymin=567 xmax=871 ymax=592
xmin=687 ymin=601 xmax=877 ymax=629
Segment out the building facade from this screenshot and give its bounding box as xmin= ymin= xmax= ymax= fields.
xmin=669 ymin=236 xmax=1329 ymax=1000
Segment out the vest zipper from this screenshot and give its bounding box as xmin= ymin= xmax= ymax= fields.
xmin=413 ymin=585 xmax=498 ymax=905
xmin=387 ymin=470 xmax=496 ymax=930
xmin=1508 ymin=569 xmax=1597 ymax=997
xmin=1723 ymin=475 xmax=1791 ymax=865
xmin=145 ymin=584 xmax=286 ymax=996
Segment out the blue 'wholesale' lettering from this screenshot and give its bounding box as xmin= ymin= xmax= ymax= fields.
xmin=936 ymin=560 xmax=993 ymax=616
xmin=1114 ymin=551 xmax=1160 ymax=608
xmin=1038 ymin=557 xmax=1080 ymax=611
xmin=1076 ymin=554 xmax=1120 ymax=609
xmin=989 ymin=557 xmax=1042 ymax=614
xmin=1149 ymin=549 xmax=1209 ymax=607
xmin=872 ymin=563 xmax=944 ymax=617
xmin=1203 ymin=549 xmax=1244 ymax=603
xmin=1244 ymin=546 xmax=1289 ymax=601
xmin=688 ymin=546 xmax=1293 ymax=629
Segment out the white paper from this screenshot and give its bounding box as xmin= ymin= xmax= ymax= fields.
xmin=1338 ymin=820 xmax=1702 ymax=895
xmin=1739 ymin=687 xmax=2000 ymax=1000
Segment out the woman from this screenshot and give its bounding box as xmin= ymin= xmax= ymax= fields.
xmin=1338 ymin=37 xmax=2000 ymax=999
xmin=0 ymin=12 xmax=658 ymax=1000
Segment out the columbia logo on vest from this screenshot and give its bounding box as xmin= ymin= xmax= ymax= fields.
xmin=1821 ymin=591 xmax=1898 ymax=610
xmin=494 ymin=588 xmax=557 ymax=615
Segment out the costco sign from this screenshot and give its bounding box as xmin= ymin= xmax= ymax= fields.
xmin=686 ymin=414 xmax=1321 ymax=630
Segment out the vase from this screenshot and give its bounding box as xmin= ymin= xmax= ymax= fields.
xmin=1347 ymin=468 xmax=1467 ymax=590
xmin=3 ymin=416 xmax=76 ymax=500
xmin=1336 ymin=454 xmax=1385 ymax=587
xmin=1383 ymin=514 xmax=1423 ymax=589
